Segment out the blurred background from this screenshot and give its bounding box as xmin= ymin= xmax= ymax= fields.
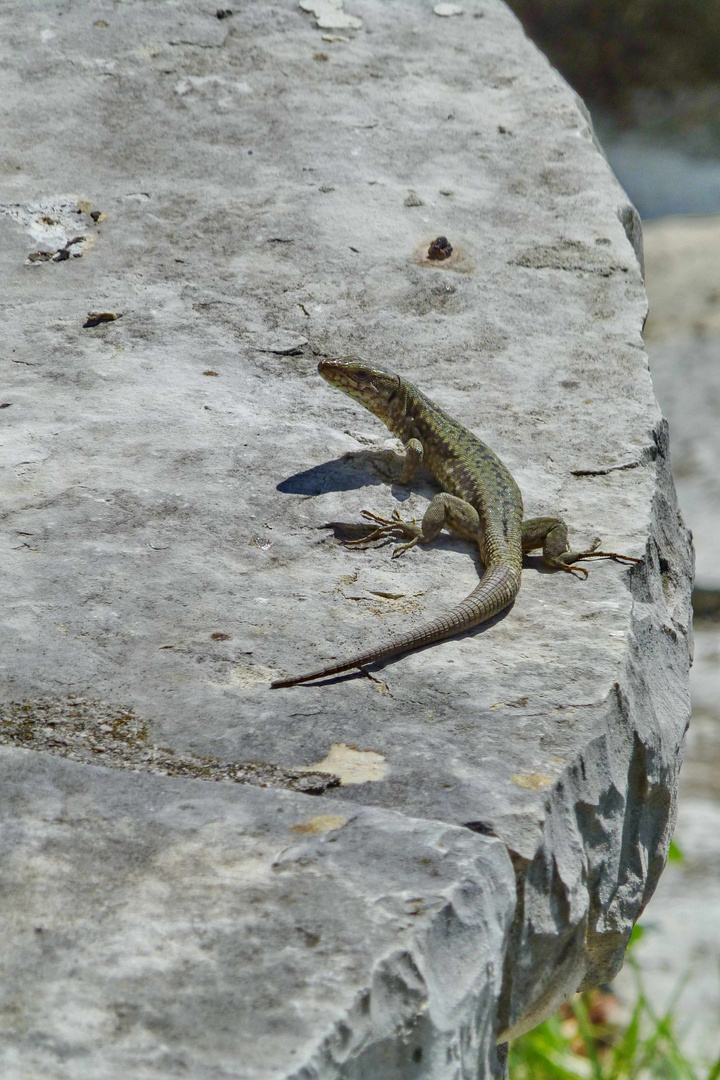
xmin=503 ymin=0 xmax=720 ymax=1066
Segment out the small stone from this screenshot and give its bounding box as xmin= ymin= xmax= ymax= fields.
xmin=83 ymin=311 xmax=122 ymax=328
xmin=427 ymin=236 xmax=453 ymax=260
xmin=299 ymin=0 xmax=362 ymax=30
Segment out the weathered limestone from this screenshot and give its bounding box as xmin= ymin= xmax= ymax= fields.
xmin=0 ymin=1 xmax=692 ymax=1076
xmin=0 ymin=748 xmax=515 ymax=1079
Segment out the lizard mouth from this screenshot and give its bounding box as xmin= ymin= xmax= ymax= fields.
xmin=318 ymin=357 xmax=402 ymax=422
xmin=318 ymin=356 xmax=369 ymax=394
xmin=318 ymin=356 xmax=359 ymax=378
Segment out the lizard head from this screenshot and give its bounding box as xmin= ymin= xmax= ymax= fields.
xmin=318 ymin=356 xmax=403 ymax=427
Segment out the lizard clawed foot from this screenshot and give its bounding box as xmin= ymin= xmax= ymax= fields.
xmin=343 ymin=510 xmax=423 ymax=558
xmin=553 ymin=539 xmax=643 ymax=579
xmin=553 ymin=562 xmax=590 ymax=580
xmin=342 ymin=510 xmax=403 ymax=546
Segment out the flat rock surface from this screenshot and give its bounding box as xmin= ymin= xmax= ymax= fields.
xmin=0 ymin=1 xmax=692 ymax=1076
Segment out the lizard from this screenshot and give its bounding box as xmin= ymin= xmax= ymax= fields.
xmin=270 ymin=356 xmax=641 ymax=688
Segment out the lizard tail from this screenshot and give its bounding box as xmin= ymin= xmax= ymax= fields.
xmin=270 ymin=563 xmax=521 ymax=688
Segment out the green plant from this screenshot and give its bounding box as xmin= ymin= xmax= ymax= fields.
xmin=509 ymin=917 xmax=720 ymax=1080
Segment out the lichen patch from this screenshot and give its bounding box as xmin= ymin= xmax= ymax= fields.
xmin=0 ymin=697 xmax=339 ymax=795
xmin=297 ymin=743 xmax=387 ymax=784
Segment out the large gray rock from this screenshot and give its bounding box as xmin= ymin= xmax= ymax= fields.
xmin=0 ymin=1 xmax=692 ymax=1076
xmin=0 ymin=748 xmax=514 ymax=1079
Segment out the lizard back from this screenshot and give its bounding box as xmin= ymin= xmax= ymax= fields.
xmin=384 ymin=377 xmax=523 ymax=570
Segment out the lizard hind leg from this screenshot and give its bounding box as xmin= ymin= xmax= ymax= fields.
xmin=346 ymin=492 xmax=481 ymax=560
xmin=522 ymin=516 xmax=641 ymax=580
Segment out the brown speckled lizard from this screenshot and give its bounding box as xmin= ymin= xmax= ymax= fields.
xmin=270 ymin=357 xmax=641 ymax=688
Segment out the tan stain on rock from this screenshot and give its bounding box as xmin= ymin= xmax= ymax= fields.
xmin=222 ymin=664 xmax=275 ymax=688
xmin=297 ymin=743 xmax=387 ymax=785
xmin=291 ymin=814 xmax=347 ymax=835
xmin=511 ymin=772 xmax=553 ymax=791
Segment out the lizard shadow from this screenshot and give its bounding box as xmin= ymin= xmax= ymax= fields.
xmin=277 ymin=449 xmax=424 ymax=504
xmin=292 ymin=603 xmax=515 ymax=688
xmin=322 ymin=520 xmax=482 ymax=557
xmin=523 ymin=554 xmax=561 ymax=575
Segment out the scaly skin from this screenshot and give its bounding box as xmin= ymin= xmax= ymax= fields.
xmin=270 ymin=357 xmax=640 ymax=688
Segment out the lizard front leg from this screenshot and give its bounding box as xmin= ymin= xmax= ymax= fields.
xmin=522 ymin=516 xmax=641 ymax=579
xmin=344 ymin=435 xmax=425 ymax=554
